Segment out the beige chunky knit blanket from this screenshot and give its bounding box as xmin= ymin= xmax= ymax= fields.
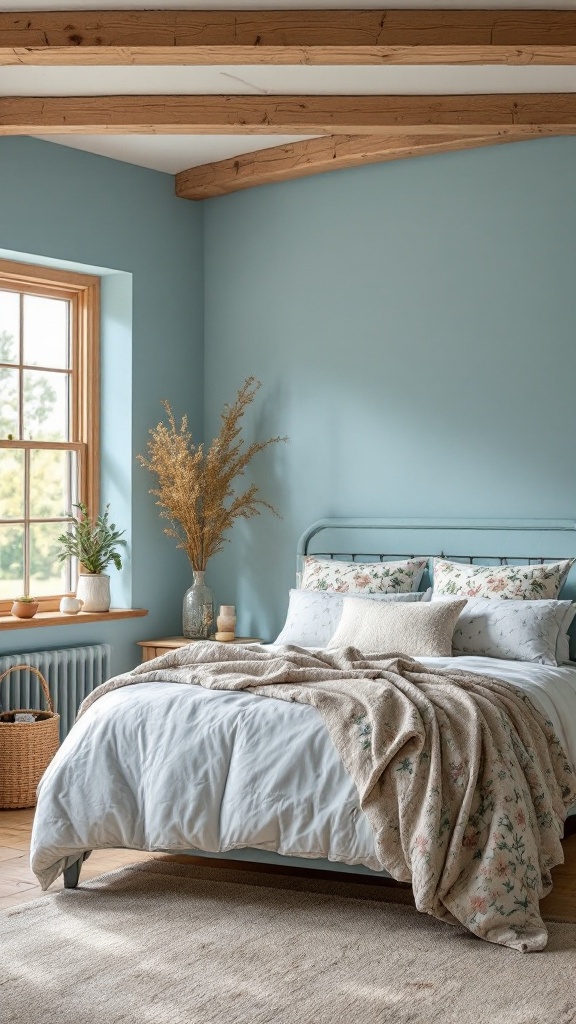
xmin=80 ymin=643 xmax=576 ymax=952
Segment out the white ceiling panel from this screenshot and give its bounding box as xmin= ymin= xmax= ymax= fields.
xmin=4 ymin=64 xmax=576 ymax=96
xmin=33 ymin=134 xmax=319 ymax=173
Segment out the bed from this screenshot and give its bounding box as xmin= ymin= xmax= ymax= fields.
xmin=30 ymin=517 xmax=576 ymax=951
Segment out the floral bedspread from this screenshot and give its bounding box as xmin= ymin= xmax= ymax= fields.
xmin=80 ymin=643 xmax=576 ymax=952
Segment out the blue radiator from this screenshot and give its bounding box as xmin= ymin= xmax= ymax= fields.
xmin=0 ymin=644 xmax=111 ymax=741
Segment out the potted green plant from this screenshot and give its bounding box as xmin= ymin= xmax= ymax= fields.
xmin=11 ymin=595 xmax=39 ymax=619
xmin=57 ymin=503 xmax=127 ymax=613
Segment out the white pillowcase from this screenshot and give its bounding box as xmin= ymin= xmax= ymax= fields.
xmin=434 ymin=596 xmax=576 ymax=666
xmin=301 ymin=556 xmax=427 ymax=594
xmin=274 ymin=589 xmax=431 ymax=648
xmin=327 ymin=597 xmax=466 ymax=658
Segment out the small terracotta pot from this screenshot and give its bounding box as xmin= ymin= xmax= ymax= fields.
xmin=11 ymin=600 xmax=39 ymax=619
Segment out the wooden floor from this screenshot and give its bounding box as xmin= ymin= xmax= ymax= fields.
xmin=0 ymin=808 xmax=574 ymax=918
xmin=0 ymin=808 xmax=159 ymax=910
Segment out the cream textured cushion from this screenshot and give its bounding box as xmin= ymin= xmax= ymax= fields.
xmin=327 ymin=597 xmax=466 ymax=657
xmin=274 ymin=588 xmax=432 ymax=648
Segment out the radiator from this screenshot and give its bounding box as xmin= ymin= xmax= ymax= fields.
xmin=0 ymin=644 xmax=111 ymax=741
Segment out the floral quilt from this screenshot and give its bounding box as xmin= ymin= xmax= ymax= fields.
xmin=80 ymin=643 xmax=576 ymax=952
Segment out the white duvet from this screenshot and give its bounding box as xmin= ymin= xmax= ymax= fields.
xmin=30 ymin=655 xmax=576 ymax=889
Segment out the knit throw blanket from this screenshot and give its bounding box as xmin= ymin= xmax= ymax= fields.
xmin=79 ymin=643 xmax=576 ymax=952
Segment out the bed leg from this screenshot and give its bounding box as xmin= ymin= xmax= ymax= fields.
xmin=63 ymin=853 xmax=89 ymax=889
xmin=564 ymin=817 xmax=576 ymax=839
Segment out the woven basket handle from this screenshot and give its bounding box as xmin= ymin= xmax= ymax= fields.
xmin=0 ymin=664 xmax=54 ymax=715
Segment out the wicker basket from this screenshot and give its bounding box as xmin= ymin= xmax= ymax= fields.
xmin=0 ymin=664 xmax=60 ymax=809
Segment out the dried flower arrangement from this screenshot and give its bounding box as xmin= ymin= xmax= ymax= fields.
xmin=138 ymin=377 xmax=286 ymax=572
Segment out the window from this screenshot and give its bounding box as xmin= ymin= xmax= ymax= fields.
xmin=0 ymin=259 xmax=99 ymax=611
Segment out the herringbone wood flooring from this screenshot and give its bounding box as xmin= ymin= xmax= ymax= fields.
xmin=0 ymin=808 xmax=574 ymax=919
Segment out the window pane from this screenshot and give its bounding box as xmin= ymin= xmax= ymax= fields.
xmin=0 ymin=448 xmax=24 ymax=519
xmin=0 ymin=523 xmax=24 ymax=599
xmin=0 ymin=291 xmax=19 ymax=364
xmin=30 ymin=521 xmax=67 ymax=597
xmin=22 ymin=370 xmax=68 ymax=441
xmin=30 ymin=448 xmax=77 ymax=519
xmin=23 ymin=295 xmax=69 ymax=369
xmin=0 ymin=366 xmax=19 ymax=440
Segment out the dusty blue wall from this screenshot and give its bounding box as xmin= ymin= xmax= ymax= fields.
xmin=3 ymin=135 xmax=576 ymax=658
xmin=203 ymin=138 xmax=576 ymax=641
xmin=0 ymin=137 xmax=204 ymax=672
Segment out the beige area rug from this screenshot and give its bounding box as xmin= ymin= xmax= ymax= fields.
xmin=1 ymin=860 xmax=576 ymax=1024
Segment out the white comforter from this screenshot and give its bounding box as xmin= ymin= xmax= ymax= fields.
xmin=30 ymin=655 xmax=576 ymax=889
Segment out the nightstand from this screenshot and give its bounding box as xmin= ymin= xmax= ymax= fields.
xmin=137 ymin=635 xmax=262 ymax=663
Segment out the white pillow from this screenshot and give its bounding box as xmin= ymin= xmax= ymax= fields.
xmin=274 ymin=589 xmax=431 ymax=648
xmin=301 ymin=556 xmax=427 ymax=594
xmin=327 ymin=597 xmax=466 ymax=658
xmin=444 ymin=597 xmax=576 ymax=666
xmin=432 ymin=557 xmax=573 ymax=601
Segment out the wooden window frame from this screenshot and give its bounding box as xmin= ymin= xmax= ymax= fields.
xmin=0 ymin=258 xmax=100 ymax=613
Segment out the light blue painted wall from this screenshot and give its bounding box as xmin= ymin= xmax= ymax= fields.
xmin=0 ymin=137 xmax=204 ymax=673
xmin=203 ymin=137 xmax=576 ymax=641
xmin=3 ymin=136 xmax=576 ymax=660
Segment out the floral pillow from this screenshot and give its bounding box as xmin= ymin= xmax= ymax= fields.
xmin=301 ymin=556 xmax=427 ymax=595
xmin=432 ymin=557 xmax=574 ymax=601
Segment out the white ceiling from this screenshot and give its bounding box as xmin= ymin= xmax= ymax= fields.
xmin=34 ymin=133 xmax=319 ymax=172
xmin=3 ymin=1 xmax=575 ymax=173
xmin=4 ymin=64 xmax=576 ymax=97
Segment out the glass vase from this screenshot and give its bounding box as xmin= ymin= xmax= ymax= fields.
xmin=183 ymin=571 xmax=214 ymax=639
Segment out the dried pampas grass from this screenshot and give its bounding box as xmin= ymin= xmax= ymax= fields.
xmin=138 ymin=377 xmax=286 ymax=571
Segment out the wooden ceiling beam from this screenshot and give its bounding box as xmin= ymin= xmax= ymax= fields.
xmin=2 ymin=10 xmax=576 ymax=66
xmin=175 ymin=132 xmax=530 ymax=201
xmin=2 ymin=94 xmax=576 ymax=136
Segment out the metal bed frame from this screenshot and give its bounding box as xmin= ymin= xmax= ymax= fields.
xmin=297 ymin=516 xmax=576 ymax=588
xmin=63 ymin=516 xmax=576 ymax=888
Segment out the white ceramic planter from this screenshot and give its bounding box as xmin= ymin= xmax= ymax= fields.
xmin=76 ymin=574 xmax=111 ymax=613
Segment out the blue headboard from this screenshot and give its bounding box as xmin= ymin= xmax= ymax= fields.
xmin=297 ymin=517 xmax=576 ymax=602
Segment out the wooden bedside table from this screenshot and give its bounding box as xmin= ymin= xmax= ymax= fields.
xmin=137 ymin=635 xmax=262 ymax=663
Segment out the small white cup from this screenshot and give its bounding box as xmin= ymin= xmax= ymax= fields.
xmin=60 ymin=596 xmax=84 ymax=615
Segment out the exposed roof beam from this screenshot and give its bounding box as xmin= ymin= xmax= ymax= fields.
xmin=175 ymin=132 xmax=529 ymax=201
xmin=1 ymin=10 xmax=576 ymax=67
xmin=2 ymin=95 xmax=576 ymax=136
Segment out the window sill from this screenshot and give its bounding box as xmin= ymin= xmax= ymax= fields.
xmin=0 ymin=609 xmax=148 ymax=631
